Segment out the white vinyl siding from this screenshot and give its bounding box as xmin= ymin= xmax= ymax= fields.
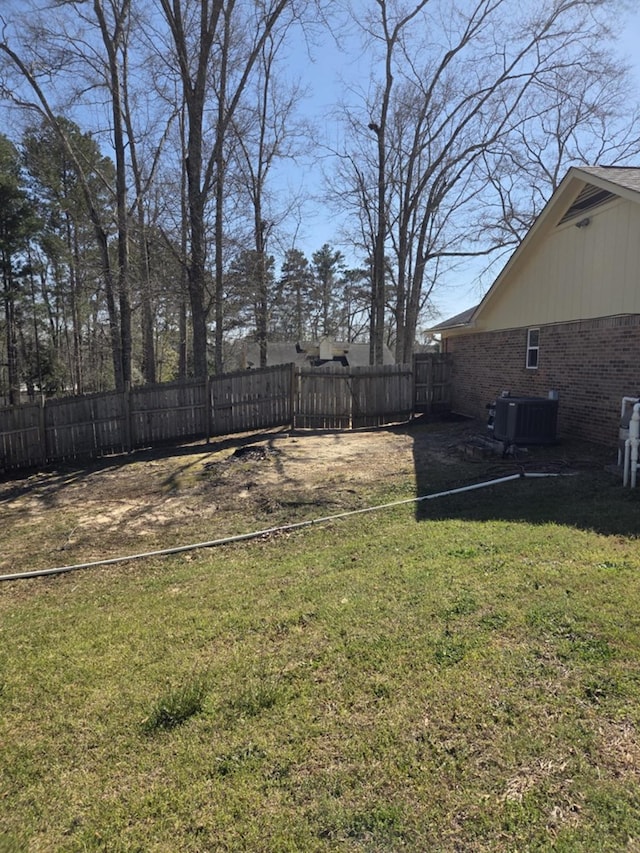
xmin=473 ymin=196 xmax=640 ymax=333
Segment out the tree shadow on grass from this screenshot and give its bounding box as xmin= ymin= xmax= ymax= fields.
xmin=409 ymin=414 xmax=638 ymax=539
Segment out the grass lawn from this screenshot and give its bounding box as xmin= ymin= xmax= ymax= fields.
xmin=1 ymin=454 xmax=640 ymax=851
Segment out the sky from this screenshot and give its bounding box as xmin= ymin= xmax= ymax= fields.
xmin=286 ymin=2 xmax=640 ymax=325
xmin=3 ymin=0 xmax=640 ymax=330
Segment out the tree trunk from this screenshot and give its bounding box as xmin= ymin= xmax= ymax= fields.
xmin=256 ymin=218 xmax=268 ymax=369
xmin=3 ymin=257 xmax=19 ymax=405
xmin=94 ymin=0 xmax=132 ymax=389
xmin=139 ymin=228 xmax=156 ymax=385
xmin=214 ymin=149 xmax=224 ymax=374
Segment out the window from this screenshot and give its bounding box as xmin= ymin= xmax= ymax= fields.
xmin=526 ymin=328 xmax=539 ymax=369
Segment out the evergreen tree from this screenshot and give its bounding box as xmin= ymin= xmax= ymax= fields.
xmin=338 ymin=266 xmax=370 ymax=343
xmin=273 ymin=248 xmax=314 ymax=340
xmin=311 ymin=244 xmax=345 ymax=340
xmin=224 ymin=249 xmax=275 ymax=346
xmin=0 ymin=135 xmax=40 ymax=403
xmin=22 ymin=118 xmax=115 ymax=392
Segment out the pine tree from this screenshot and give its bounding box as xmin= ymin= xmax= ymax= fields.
xmin=0 ymin=135 xmax=41 ymax=403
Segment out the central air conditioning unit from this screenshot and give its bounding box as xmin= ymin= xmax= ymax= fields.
xmin=493 ymin=396 xmax=558 ymax=446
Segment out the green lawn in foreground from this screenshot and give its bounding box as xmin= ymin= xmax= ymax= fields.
xmin=1 ymin=472 xmax=640 ymax=851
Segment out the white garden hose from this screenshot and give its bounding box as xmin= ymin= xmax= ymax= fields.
xmin=0 ymin=472 xmax=558 ymax=583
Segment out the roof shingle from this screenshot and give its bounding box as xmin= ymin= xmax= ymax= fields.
xmin=578 ymin=166 xmax=640 ymax=195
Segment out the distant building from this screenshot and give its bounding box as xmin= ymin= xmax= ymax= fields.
xmin=242 ymin=338 xmax=395 ymax=369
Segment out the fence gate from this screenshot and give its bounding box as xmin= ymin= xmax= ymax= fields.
xmin=209 ymin=364 xmax=293 ymax=436
xmin=293 ymin=364 xmax=413 ymax=429
xmin=413 ymin=353 xmax=451 ymax=414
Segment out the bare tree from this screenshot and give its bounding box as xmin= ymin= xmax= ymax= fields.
xmin=0 ymin=0 xmax=154 ymax=390
xmin=229 ymin=23 xmax=308 ymax=366
xmin=120 ymin=3 xmax=179 ymax=385
xmin=477 ymin=56 xmax=640 ymax=255
xmin=157 ymin=0 xmax=310 ymax=377
xmin=363 ymin=0 xmax=430 ymax=364
xmin=335 ymin=0 xmax=640 ymax=363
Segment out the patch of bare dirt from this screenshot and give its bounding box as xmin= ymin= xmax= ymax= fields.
xmin=0 ymin=416 xmax=606 ymax=575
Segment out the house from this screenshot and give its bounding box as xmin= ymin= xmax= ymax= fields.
xmin=242 ymin=338 xmax=395 ymax=369
xmin=432 ymin=166 xmax=640 ymax=447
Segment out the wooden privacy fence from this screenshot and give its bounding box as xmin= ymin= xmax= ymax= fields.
xmin=413 ymin=352 xmax=452 ymax=414
xmin=294 ymin=363 xmax=413 ymax=429
xmin=0 ymin=355 xmax=449 ymax=472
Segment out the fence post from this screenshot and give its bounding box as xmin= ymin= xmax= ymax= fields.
xmin=39 ymin=395 xmax=48 ymax=466
xmin=205 ymin=375 xmax=212 ymax=443
xmin=122 ymin=381 xmax=132 ymax=452
xmin=290 ymin=363 xmax=297 ymax=430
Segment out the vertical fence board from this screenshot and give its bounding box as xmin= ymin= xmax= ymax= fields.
xmin=414 ymin=353 xmax=451 ymax=413
xmin=210 ymin=365 xmax=293 ymax=436
xmin=351 ymin=364 xmax=413 ymax=428
xmin=46 ymin=396 xmax=96 ymax=461
xmin=90 ymin=392 xmax=127 ymax=455
xmin=42 ymin=392 xmax=127 ymax=462
xmin=130 ymin=379 xmax=208 ymax=447
xmin=0 ymin=402 xmax=43 ymax=471
xmin=295 ymin=364 xmax=414 ymax=429
xmin=294 ymin=364 xmax=353 ymax=429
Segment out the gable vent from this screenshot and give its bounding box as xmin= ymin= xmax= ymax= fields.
xmin=557 ymin=185 xmax=616 ymax=225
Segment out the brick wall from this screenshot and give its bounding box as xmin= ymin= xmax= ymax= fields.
xmin=445 ymin=315 xmax=640 ymax=447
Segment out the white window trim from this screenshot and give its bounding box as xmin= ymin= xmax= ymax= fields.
xmin=526 ymin=328 xmax=539 ymax=370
